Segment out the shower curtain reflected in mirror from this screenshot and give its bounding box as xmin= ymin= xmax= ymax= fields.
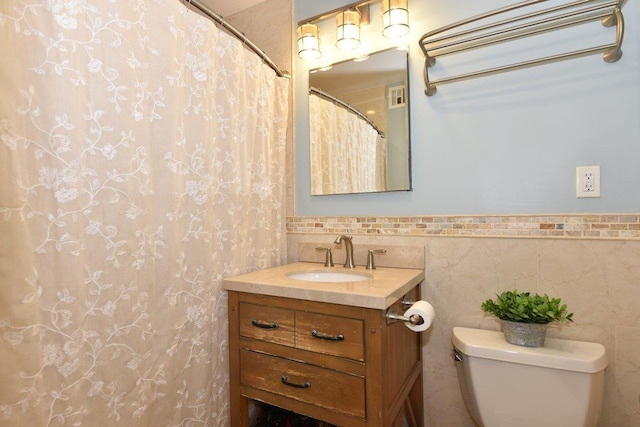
xmin=0 ymin=0 xmax=289 ymax=425
xmin=309 ymin=93 xmax=386 ymax=195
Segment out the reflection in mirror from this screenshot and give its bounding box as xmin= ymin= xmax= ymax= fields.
xmin=309 ymin=48 xmax=411 ymax=195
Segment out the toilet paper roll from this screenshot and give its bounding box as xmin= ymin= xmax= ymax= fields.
xmin=403 ymin=300 xmax=435 ymax=332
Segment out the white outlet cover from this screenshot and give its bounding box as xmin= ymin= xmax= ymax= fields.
xmin=576 ymin=166 xmax=600 ymax=198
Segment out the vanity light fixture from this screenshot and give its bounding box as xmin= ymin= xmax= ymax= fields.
xmin=297 ymin=23 xmax=321 ymax=60
xmin=336 ymin=9 xmax=361 ymax=50
xmin=381 ymin=0 xmax=410 ymax=38
xmin=297 ymin=0 xmax=410 ymax=61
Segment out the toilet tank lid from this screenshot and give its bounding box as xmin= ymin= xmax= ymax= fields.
xmin=452 ymin=327 xmax=608 ymax=373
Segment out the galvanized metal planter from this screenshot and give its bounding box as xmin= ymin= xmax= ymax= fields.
xmin=501 ymin=320 xmax=548 ymax=347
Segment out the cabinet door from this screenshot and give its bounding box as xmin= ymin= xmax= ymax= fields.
xmin=239 ymin=302 xmax=295 ymax=347
xmin=295 ymin=311 xmax=365 ymax=361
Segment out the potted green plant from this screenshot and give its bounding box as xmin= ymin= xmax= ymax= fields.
xmin=481 ymin=290 xmax=573 ymax=347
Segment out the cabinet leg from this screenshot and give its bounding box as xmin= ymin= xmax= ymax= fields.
xmin=404 ymin=397 xmax=418 ymax=427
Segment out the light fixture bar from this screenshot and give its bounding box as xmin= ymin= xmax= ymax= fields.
xmin=297 ymin=0 xmax=410 ymax=61
xmin=298 ymin=0 xmax=378 ymax=26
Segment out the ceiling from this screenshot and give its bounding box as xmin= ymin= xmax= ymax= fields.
xmin=200 ymin=0 xmax=266 ymax=17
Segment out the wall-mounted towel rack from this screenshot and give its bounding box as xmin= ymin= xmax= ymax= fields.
xmin=419 ymin=0 xmax=625 ymax=96
xmin=309 ymin=87 xmax=386 ymax=137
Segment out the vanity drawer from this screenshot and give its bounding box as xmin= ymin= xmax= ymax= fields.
xmin=295 ymin=311 xmax=365 ymax=361
xmin=240 ymin=350 xmax=366 ymax=419
xmin=239 ymin=302 xmax=295 ymax=347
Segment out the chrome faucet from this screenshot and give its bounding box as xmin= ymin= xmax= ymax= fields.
xmin=334 ymin=235 xmax=355 ymax=268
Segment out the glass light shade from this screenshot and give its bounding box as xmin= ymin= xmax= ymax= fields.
xmin=336 ymin=10 xmax=361 ymax=50
xmin=297 ymin=23 xmax=321 ymax=60
xmin=382 ymin=0 xmax=409 ymax=38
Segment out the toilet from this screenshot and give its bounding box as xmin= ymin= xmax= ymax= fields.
xmin=452 ymin=327 xmax=607 ymax=427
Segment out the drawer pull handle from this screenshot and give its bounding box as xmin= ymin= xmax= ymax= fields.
xmin=251 ymin=319 xmax=279 ymax=329
xmin=281 ymin=375 xmax=311 ymax=389
xmin=311 ymin=329 xmax=344 ymax=341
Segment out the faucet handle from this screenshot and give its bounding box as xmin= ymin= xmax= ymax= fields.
xmin=315 ymin=247 xmax=334 ymax=267
xmin=366 ymin=249 xmax=387 ymax=270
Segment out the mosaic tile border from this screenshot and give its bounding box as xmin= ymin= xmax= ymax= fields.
xmin=286 ymin=215 xmax=640 ymax=240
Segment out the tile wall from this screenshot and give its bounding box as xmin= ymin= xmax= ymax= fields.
xmin=288 ymin=214 xmax=640 ymax=239
xmin=287 ymin=215 xmax=640 ymax=426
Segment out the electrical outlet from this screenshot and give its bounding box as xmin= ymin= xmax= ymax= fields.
xmin=576 ymin=166 xmax=600 ymax=198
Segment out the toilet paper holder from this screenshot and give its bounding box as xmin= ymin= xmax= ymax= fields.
xmin=385 ymin=299 xmax=424 ymax=326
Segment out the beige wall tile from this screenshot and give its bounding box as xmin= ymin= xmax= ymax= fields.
xmin=286 ymin=232 xmax=640 ymax=426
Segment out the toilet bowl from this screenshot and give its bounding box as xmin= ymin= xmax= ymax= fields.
xmin=452 ymin=327 xmax=607 ymax=427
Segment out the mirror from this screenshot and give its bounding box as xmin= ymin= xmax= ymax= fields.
xmin=309 ymin=48 xmax=411 ymax=195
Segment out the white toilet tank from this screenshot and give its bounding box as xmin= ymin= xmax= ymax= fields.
xmin=452 ymin=327 xmax=607 ymax=427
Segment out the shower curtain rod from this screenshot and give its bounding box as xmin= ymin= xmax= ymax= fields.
xmin=310 ymin=87 xmax=385 ymax=138
xmin=184 ymin=0 xmax=289 ymax=78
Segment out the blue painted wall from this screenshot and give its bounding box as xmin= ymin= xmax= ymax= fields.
xmin=294 ymin=0 xmax=640 ymax=216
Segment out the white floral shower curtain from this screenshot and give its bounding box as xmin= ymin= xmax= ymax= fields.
xmin=309 ymin=93 xmax=386 ymax=195
xmin=0 ymin=0 xmax=288 ymax=425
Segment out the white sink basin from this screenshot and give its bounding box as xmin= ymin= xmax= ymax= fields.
xmin=286 ymin=271 xmax=371 ymax=282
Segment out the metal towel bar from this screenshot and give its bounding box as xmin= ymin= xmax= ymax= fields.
xmin=419 ymin=0 xmax=625 ymax=96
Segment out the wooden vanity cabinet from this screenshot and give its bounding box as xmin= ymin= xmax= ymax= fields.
xmin=227 ymin=286 xmax=423 ymax=427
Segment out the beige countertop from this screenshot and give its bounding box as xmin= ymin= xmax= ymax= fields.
xmin=223 ymin=262 xmax=425 ymax=310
